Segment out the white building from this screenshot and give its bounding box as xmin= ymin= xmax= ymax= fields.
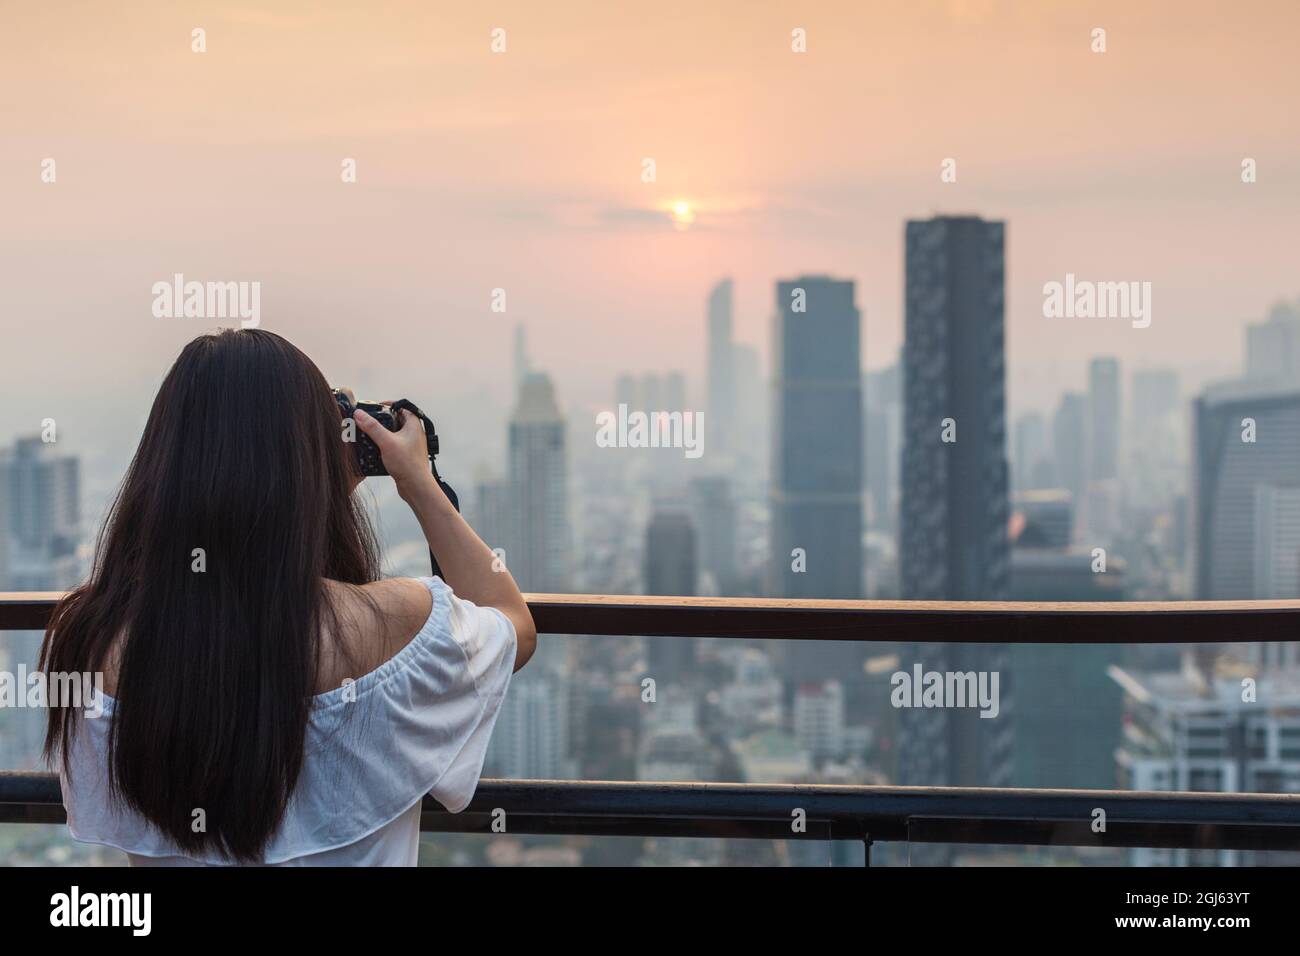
xmin=1111 ymin=664 xmax=1300 ymax=866
xmin=793 ymin=680 xmax=847 ymax=762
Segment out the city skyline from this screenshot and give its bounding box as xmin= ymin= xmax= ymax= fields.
xmin=3 ymin=1 xmax=1300 ymax=460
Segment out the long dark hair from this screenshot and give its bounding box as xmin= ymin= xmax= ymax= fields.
xmin=41 ymin=328 xmax=380 ymax=861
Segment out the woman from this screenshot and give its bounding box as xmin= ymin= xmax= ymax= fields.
xmin=41 ymin=328 xmax=537 ymax=865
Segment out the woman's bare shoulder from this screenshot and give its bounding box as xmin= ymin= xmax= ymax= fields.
xmin=317 ymin=578 xmax=435 ymax=694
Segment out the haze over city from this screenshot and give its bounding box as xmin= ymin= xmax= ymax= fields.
xmin=2 ymin=0 xmax=1298 ymax=478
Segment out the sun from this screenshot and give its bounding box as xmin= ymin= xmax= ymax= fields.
xmin=669 ymin=200 xmax=695 ymax=230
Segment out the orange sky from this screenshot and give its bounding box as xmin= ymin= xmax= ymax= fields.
xmin=2 ymin=0 xmax=1298 ymax=456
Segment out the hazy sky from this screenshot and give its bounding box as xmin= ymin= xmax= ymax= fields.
xmin=2 ymin=0 xmax=1298 ymax=474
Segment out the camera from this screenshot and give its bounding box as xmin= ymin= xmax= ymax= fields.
xmin=332 ymin=387 xmax=458 ymax=510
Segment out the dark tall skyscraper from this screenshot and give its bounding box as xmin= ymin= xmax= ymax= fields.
xmin=898 ymin=216 xmax=1012 ymax=828
xmin=900 ymin=216 xmax=1009 ymax=606
xmin=644 ymin=509 xmax=698 ymax=596
xmin=769 ymin=276 xmax=864 ymax=684
xmin=770 ymin=276 xmax=864 ymax=600
xmin=644 ymin=509 xmax=699 ymax=679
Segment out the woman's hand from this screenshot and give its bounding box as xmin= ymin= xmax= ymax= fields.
xmin=353 ymin=406 xmax=437 ymax=500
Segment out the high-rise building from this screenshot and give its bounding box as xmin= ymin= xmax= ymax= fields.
xmin=688 ymin=475 xmax=736 ymax=595
xmin=1111 ymin=664 xmax=1300 ymax=866
xmin=1052 ymin=392 xmax=1088 ymax=521
xmin=507 ymin=372 xmax=570 ymax=594
xmin=1009 ymin=492 xmax=1126 ymax=790
xmin=643 ymin=508 xmax=697 ymax=596
xmin=1012 ymin=412 xmax=1049 ymax=492
xmin=1253 ymin=484 xmax=1300 ymax=668
xmin=707 ymin=279 xmax=735 ymax=455
xmin=1245 ymin=300 xmax=1300 ymax=385
xmin=770 ymin=276 xmax=863 ymax=600
xmin=485 ymin=675 xmax=574 ymax=780
xmin=731 ymin=343 xmax=767 ymax=488
xmin=1192 ymin=380 xmax=1300 ymax=600
xmin=1088 ymin=357 xmax=1121 ymax=483
xmin=898 ymin=215 xmax=1012 ymax=815
xmin=643 ymin=508 xmax=698 ymax=679
xmin=1082 ymin=357 xmax=1123 ymax=543
xmin=471 ymin=474 xmax=511 ymax=559
xmin=769 ymin=275 xmax=864 ymax=686
xmin=793 ymin=680 xmax=847 ymax=762
xmin=2 ymin=436 xmax=81 ymax=589
xmin=1126 ymin=368 xmax=1186 ymax=521
xmin=1255 ymin=484 xmax=1300 ymax=599
xmin=865 ymin=362 xmax=902 ymax=531
xmin=900 ymin=217 xmax=1009 ymax=606
xmin=615 ymin=371 xmax=688 ymax=417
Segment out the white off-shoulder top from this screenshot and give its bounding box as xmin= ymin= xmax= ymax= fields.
xmin=60 ymin=576 xmax=517 ymax=866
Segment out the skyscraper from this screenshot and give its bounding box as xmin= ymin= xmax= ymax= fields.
xmin=507 ymin=372 xmax=570 ymax=594
xmin=1192 ymin=379 xmax=1300 ymax=601
xmin=644 ymin=508 xmax=697 ymax=597
xmin=731 ymin=342 xmax=766 ymax=489
xmin=707 ymin=278 xmax=735 ymax=455
xmin=1087 ymin=357 xmax=1121 ymax=483
xmin=1052 ymin=392 xmax=1089 ymax=519
xmin=643 ymin=508 xmax=699 ymax=679
xmin=688 ymin=475 xmax=736 ymax=595
xmin=1012 ymin=411 xmax=1049 ymax=492
xmin=512 ymin=323 xmax=531 ymax=390
xmin=1253 ymin=484 xmax=1300 ymax=668
xmin=1 ymin=436 xmax=82 ymax=590
xmin=1127 ymin=367 xmax=1186 ymax=520
xmin=900 ymin=216 xmax=1009 ymax=606
xmin=770 ymin=276 xmax=863 ymax=600
xmin=898 ymin=215 xmax=1012 ymax=812
xmin=1009 ymin=491 xmax=1126 ymax=791
xmin=1245 ymin=300 xmax=1300 ymax=385
xmin=769 ymin=275 xmax=864 ymax=686
xmin=1255 ymin=484 xmax=1300 ymax=600
xmin=865 ymin=362 xmax=902 ymax=531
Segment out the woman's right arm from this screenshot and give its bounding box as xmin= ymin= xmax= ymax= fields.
xmin=354 ymin=406 xmax=537 ymax=672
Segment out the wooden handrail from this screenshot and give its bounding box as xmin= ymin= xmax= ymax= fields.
xmin=3 ymin=592 xmax=1299 ymax=643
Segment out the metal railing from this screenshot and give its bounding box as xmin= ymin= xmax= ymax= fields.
xmin=4 ymin=591 xmax=1300 ymax=861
